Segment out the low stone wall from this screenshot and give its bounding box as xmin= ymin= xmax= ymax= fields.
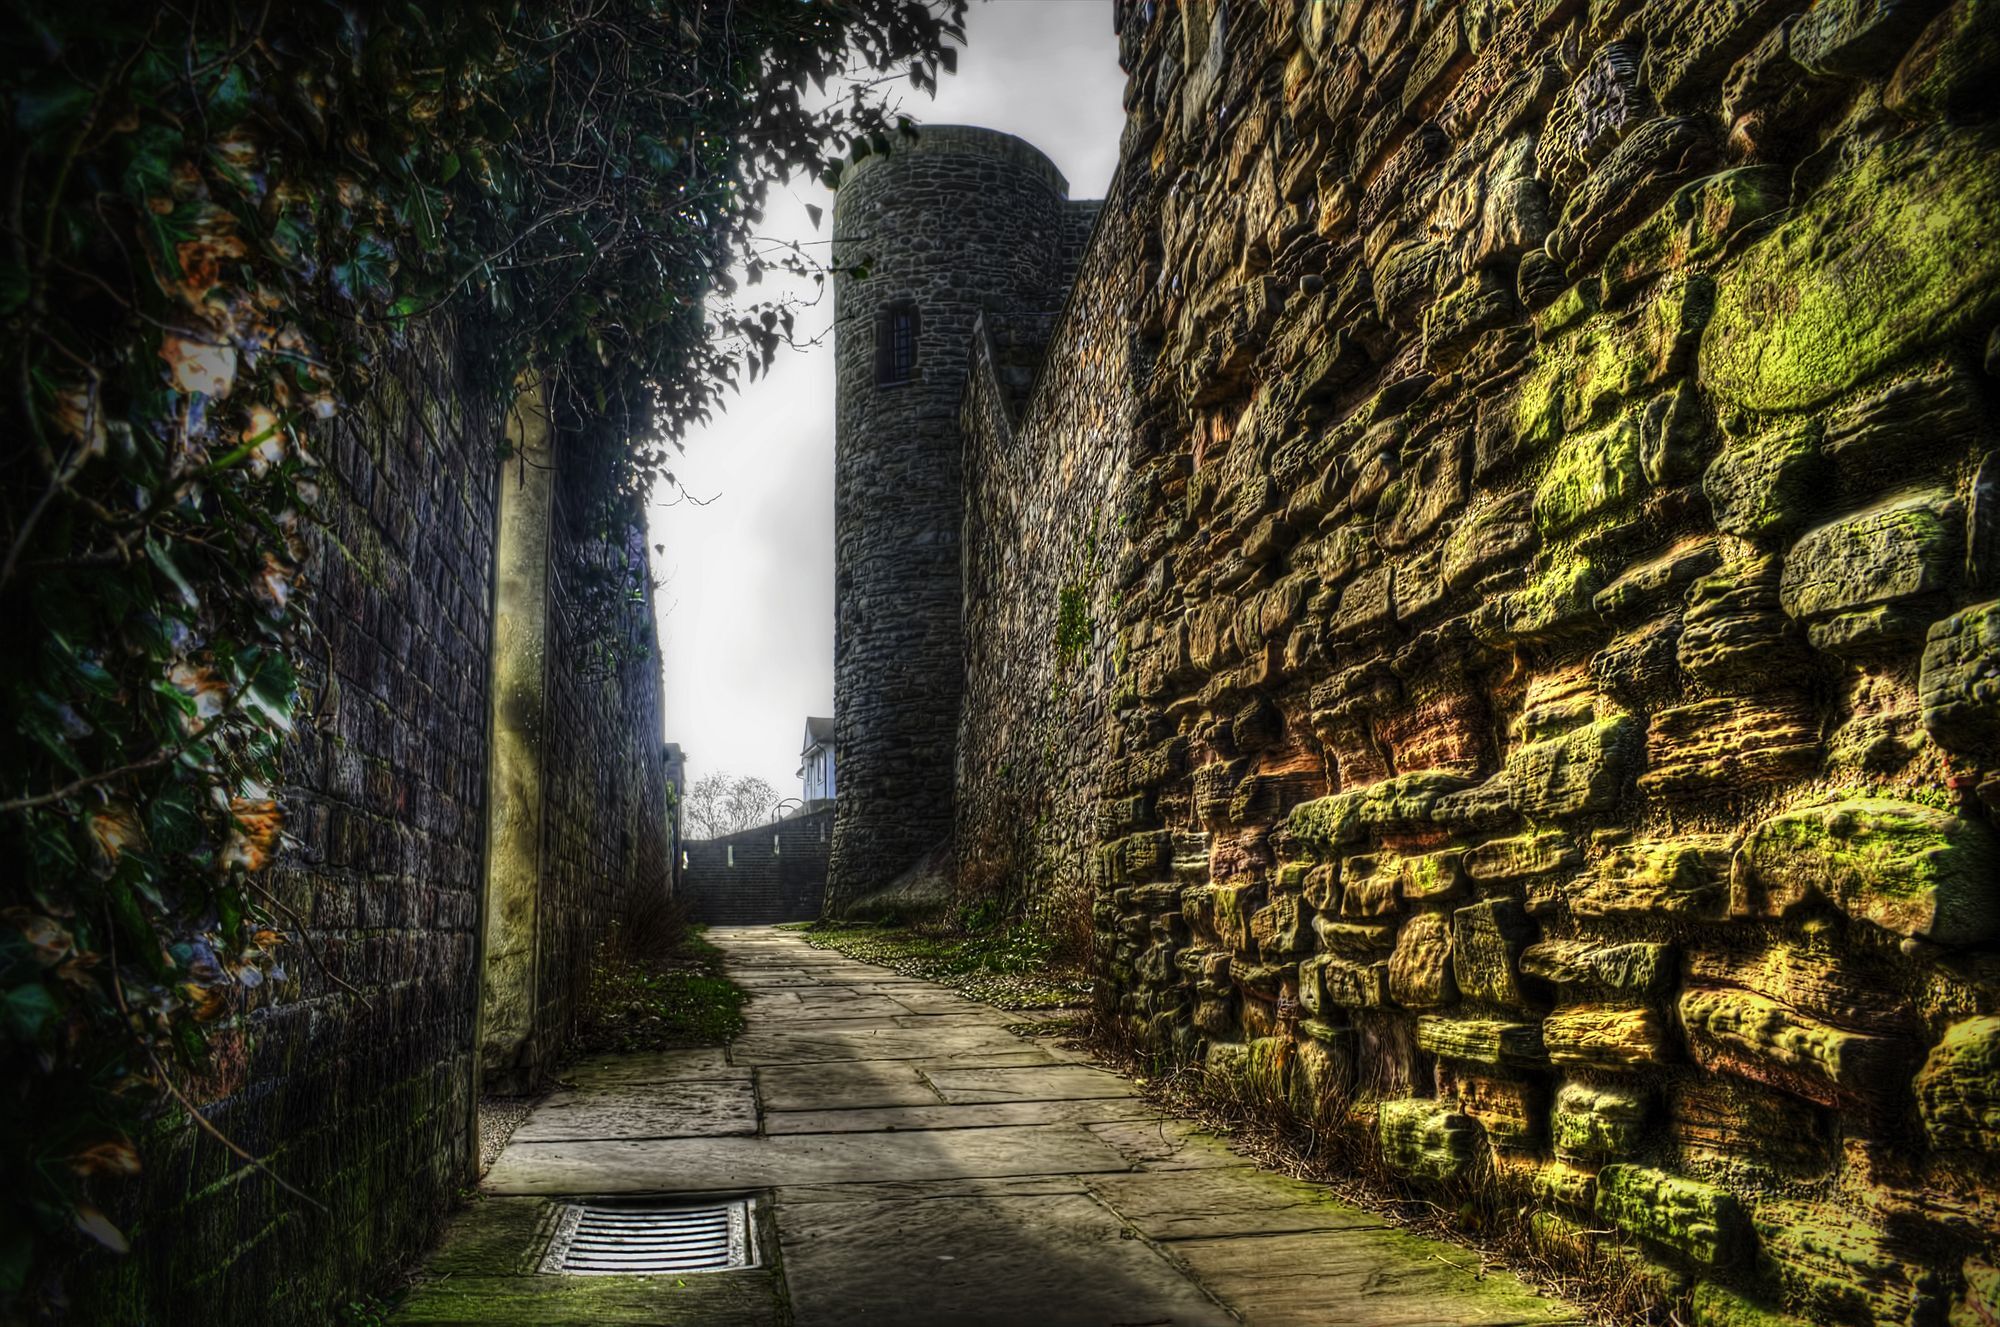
xmin=956 ymin=1 xmax=2000 ymax=1322
xmin=683 ymin=810 xmax=835 ymax=925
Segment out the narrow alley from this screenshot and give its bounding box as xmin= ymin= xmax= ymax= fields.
xmin=395 ymin=929 xmax=1578 ymax=1326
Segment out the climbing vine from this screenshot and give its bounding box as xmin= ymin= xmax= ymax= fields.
xmin=0 ymin=0 xmax=964 ymax=1312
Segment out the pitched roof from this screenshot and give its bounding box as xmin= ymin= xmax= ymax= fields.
xmin=802 ymin=716 xmax=835 ymax=752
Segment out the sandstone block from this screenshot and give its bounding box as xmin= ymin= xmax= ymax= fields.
xmin=1506 ymin=714 xmax=1640 ymax=819
xmin=1670 ymin=1074 xmax=1833 ymax=1180
xmin=1399 ymin=848 xmax=1467 ymax=903
xmin=1597 ymin=1164 xmax=1747 ymax=1268
xmin=1793 ymin=0 xmax=1951 ymax=77
xmin=1639 ymin=696 xmax=1819 ymax=799
xmin=1888 ymin=0 xmax=2000 ymax=120
xmin=1340 ymin=854 xmax=1402 ymax=918
xmin=1520 ymin=939 xmax=1674 ymax=997
xmin=1534 ymin=413 xmax=1645 ymax=538
xmin=1532 ymin=1160 xmax=1599 ymax=1214
xmin=1755 ymin=1199 xmax=1941 ymax=1325
xmin=1917 ymin=1015 xmax=2000 ymax=1153
xmin=1442 ymin=490 xmax=1538 ymax=592
xmin=1545 ymin=1005 xmax=1670 ymax=1070
xmin=1250 ymin=893 xmax=1311 ymax=957
xmin=1733 ymin=797 xmax=2000 ymax=944
xmin=1378 ymin=1097 xmax=1479 ymax=1182
xmin=1551 ymin=1080 xmax=1650 ymax=1158
xmin=1576 ymin=836 xmax=1732 ymax=919
xmin=1450 ymin=1073 xmax=1543 ymax=1150
xmin=1594 ymin=537 xmax=1721 ymax=620
xmin=1308 ymin=954 xmax=1391 ymax=1011
xmin=1388 ymin=910 xmax=1457 ymax=1009
xmin=1680 ymin=986 xmax=1906 ymax=1108
xmin=1311 ymin=914 xmax=1398 ymax=956
xmin=1677 ymin=553 xmax=1808 ymax=690
xmin=1780 ymin=490 xmax=1960 ymax=653
xmin=1701 ymin=123 xmax=2000 ymax=412
xmin=1451 ymin=898 xmax=1536 ymax=1008
xmin=1921 ymin=600 xmax=2000 ymax=750
xmin=1702 ymin=422 xmax=1826 ymax=543
xmin=1464 ymin=830 xmax=1582 ymax=886
xmin=1416 ymin=1015 xmax=1548 ymax=1070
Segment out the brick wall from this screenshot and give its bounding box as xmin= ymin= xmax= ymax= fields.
xmin=77 ymin=333 xmax=671 ymax=1324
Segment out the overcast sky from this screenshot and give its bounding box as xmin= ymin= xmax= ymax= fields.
xmin=648 ymin=1 xmax=1129 ymax=799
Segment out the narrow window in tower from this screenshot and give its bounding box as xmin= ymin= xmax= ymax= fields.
xmin=875 ymin=303 xmax=919 ymax=387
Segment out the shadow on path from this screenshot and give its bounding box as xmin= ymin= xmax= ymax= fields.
xmin=394 ymin=927 xmax=1582 ymax=1326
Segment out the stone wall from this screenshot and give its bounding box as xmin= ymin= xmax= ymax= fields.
xmin=77 ymin=336 xmax=671 ymax=1324
xmin=954 ymin=1 xmax=2000 ymax=1322
xmin=682 ymin=809 xmax=836 ymax=926
xmin=957 ymin=179 xmax=1142 ymax=947
xmin=828 ymin=127 xmax=1094 ymax=912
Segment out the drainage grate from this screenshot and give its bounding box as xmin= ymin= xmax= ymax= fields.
xmin=539 ymin=1198 xmax=757 ymax=1275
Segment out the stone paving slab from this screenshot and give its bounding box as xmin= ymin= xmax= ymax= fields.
xmin=1083 ymin=1118 xmax=1257 ymax=1170
xmin=514 ymin=1081 xmax=759 ymax=1141
xmin=922 ymin=1062 xmax=1139 ymax=1103
xmin=483 ymin=1123 xmax=1140 ymax=1194
xmin=780 ymin=1190 xmax=1238 ymax=1327
xmin=405 ymin=928 xmax=1582 ymax=1326
xmin=763 ymin=1094 xmax=1162 ymax=1135
xmin=754 ymin=1060 xmax=941 ymax=1111
xmin=1085 ymin=1168 xmax=1391 ymax=1241
xmin=1162 ymin=1227 xmax=1582 ymax=1326
xmin=562 ymin=1048 xmax=744 ymax=1087
xmin=727 ymin=1024 xmax=1032 ymax=1064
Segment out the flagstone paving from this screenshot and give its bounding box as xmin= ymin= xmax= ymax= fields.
xmin=394 ymin=926 xmax=1583 ymax=1326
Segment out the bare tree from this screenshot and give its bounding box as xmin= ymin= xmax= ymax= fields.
xmin=682 ymin=773 xmax=781 ymax=840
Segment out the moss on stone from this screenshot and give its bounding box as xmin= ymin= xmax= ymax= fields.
xmin=1702 ymin=123 xmax=2000 ymax=412
xmin=1595 ymin=1164 xmax=1747 ymax=1269
xmin=1734 ymin=797 xmax=2000 ymax=944
xmin=1534 ymin=413 xmax=1645 ymax=537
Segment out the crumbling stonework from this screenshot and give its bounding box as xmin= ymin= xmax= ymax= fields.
xmin=854 ymin=1 xmax=2000 ymax=1321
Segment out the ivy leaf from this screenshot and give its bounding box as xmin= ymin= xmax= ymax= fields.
xmin=3 ymin=984 xmax=59 ymax=1041
xmin=144 ymin=540 xmax=200 ymax=611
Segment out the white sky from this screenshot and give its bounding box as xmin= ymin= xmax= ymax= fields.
xmin=648 ymin=0 xmax=1129 ymax=797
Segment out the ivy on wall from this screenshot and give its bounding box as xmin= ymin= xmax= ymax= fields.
xmin=0 ymin=0 xmax=964 ymax=1311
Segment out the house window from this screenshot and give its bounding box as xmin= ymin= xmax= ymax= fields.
xmin=875 ymin=303 xmax=919 ymax=386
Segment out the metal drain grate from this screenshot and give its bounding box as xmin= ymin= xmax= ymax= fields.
xmin=539 ymin=1198 xmax=757 ymax=1275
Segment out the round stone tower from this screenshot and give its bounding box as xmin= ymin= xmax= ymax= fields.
xmin=827 ymin=126 xmax=1074 ymax=913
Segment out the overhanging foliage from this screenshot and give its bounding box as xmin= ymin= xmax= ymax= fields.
xmin=0 ymin=0 xmax=963 ymax=1312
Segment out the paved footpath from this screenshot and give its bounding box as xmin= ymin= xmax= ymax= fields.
xmin=395 ymin=926 xmax=1580 ymax=1326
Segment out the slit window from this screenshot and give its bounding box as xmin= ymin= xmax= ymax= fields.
xmin=875 ymin=303 xmax=919 ymax=386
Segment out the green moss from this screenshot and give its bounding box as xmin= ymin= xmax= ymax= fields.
xmin=1702 ymin=123 xmax=2000 ymax=411
xmin=1595 ymin=1164 xmax=1746 ymax=1269
xmin=1690 ymin=1283 xmax=1809 ymax=1327
xmin=1533 ymin=413 xmax=1644 ymax=537
xmin=1288 ymin=791 xmax=1365 ymax=854
xmin=1736 ymin=797 xmax=2000 ymax=944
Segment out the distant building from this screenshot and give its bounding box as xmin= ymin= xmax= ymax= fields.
xmin=797 ymin=717 xmax=835 ymax=810
xmin=663 ymin=741 xmax=688 ymax=878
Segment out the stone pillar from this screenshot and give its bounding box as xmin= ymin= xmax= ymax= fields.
xmin=827 ymin=126 xmax=1074 ymax=913
xmin=478 ymin=378 xmax=553 ymax=1088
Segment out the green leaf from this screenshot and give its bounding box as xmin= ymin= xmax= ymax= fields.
xmin=4 ymin=983 xmax=60 ymax=1041
xmin=145 ymin=540 xmax=200 ymax=610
